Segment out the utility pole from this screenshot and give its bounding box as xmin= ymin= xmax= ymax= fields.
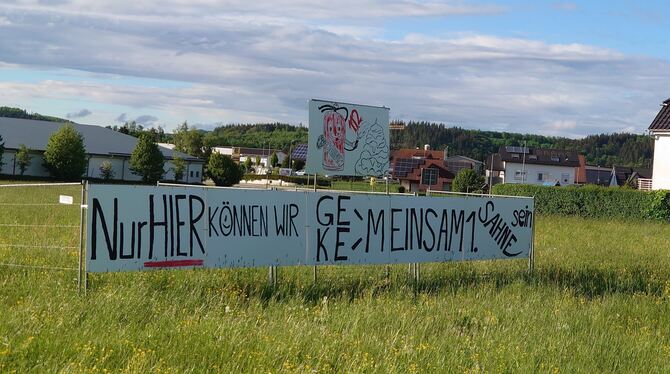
xmin=521 ymin=141 xmax=527 ymax=183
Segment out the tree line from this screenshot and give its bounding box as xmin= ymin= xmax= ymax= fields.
xmin=390 ymin=121 xmax=653 ymax=168
xmin=0 ymin=106 xmax=654 ymax=168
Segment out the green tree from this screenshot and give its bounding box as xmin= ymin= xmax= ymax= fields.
xmin=293 ymin=159 xmax=305 ymax=171
xmin=172 ymin=156 xmax=186 ymax=181
xmin=99 ymin=160 xmax=115 ymax=180
xmin=281 ymin=154 xmax=290 ymax=168
xmin=452 ymin=168 xmax=485 ymax=193
xmin=243 ymin=157 xmax=253 ymax=172
xmin=173 ymin=122 xmax=204 ymax=158
xmin=269 ymin=152 xmax=279 ymax=167
xmin=255 ymin=156 xmax=261 ymax=167
xmin=0 ymin=134 xmax=5 ymax=171
xmin=207 ymin=153 xmax=243 ymax=186
xmin=43 ymin=124 xmax=87 ymax=181
xmin=16 ymin=144 xmax=32 ymax=175
xmin=129 ymin=133 xmax=165 ymax=183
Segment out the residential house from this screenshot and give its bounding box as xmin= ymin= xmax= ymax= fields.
xmin=486 ymin=146 xmax=580 ymax=186
xmin=445 ymin=155 xmax=484 ymax=175
xmin=575 ymin=154 xmax=620 ymax=186
xmin=0 ymin=117 xmax=204 ymax=182
xmin=609 ymin=166 xmax=653 ymax=188
xmin=648 ymin=98 xmax=670 ymax=190
xmin=390 ymin=147 xmax=457 ymax=192
xmin=212 ymin=146 xmax=286 ymax=173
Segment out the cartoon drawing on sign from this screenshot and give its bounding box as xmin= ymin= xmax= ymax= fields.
xmin=354 ymin=119 xmax=388 ymax=176
xmin=316 ymin=104 xmax=361 ymax=171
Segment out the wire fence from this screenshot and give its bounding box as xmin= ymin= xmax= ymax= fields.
xmin=0 ymin=182 xmax=83 ymax=272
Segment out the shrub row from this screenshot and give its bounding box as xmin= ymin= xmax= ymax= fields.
xmin=492 ymin=184 xmax=670 ymax=222
xmin=243 ymin=173 xmax=331 ymax=187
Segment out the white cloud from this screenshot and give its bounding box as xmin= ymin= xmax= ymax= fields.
xmin=66 ymin=108 xmax=92 ymax=118
xmin=0 ymin=1 xmax=667 ymax=137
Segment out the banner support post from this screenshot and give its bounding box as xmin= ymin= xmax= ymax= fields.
xmin=77 ymin=180 xmax=85 ymax=294
xmin=528 ymin=197 xmax=536 ymax=275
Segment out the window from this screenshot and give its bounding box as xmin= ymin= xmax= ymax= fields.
xmin=190 ymin=171 xmax=194 ymax=177
xmin=421 ymin=168 xmax=438 ymax=186
xmin=511 ymin=153 xmax=520 ymax=159
xmin=528 ymin=155 xmax=537 ymax=160
xmin=514 ymin=170 xmax=527 ymax=180
xmin=537 ymin=172 xmax=543 ymax=181
xmin=196 ymin=171 xmax=200 ymax=177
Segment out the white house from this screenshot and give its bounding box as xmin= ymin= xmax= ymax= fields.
xmin=648 ymin=98 xmax=670 ymax=190
xmin=487 ymin=146 xmax=580 ymax=186
xmin=0 ymin=117 xmax=204 ymax=183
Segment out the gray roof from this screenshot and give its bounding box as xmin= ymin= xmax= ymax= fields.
xmin=0 ymin=117 xmax=202 ymax=162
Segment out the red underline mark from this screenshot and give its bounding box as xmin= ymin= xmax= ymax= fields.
xmin=144 ymin=259 xmax=204 ymax=268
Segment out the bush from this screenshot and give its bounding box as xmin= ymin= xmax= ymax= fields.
xmin=492 ymin=184 xmax=670 ymax=222
xmin=43 ymin=123 xmax=87 ymax=181
xmin=99 ymin=161 xmax=115 ymax=180
xmin=242 ymin=173 xmax=331 ymax=187
xmin=0 ymin=134 xmax=4 ymax=171
xmin=452 ymin=168 xmax=485 ymax=193
xmin=208 ymin=153 xmax=244 ymax=186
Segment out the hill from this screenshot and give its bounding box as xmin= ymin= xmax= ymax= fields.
xmin=0 ymin=106 xmax=69 ymax=123
xmin=390 ymin=121 xmax=653 ymax=168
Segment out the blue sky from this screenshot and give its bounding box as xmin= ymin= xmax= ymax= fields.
xmin=0 ymin=0 xmax=668 ymax=137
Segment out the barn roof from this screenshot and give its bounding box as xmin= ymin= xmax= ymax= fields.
xmin=0 ymin=117 xmax=202 ymax=162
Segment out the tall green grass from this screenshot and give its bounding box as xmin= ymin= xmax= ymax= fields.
xmin=1 ymin=183 xmax=670 ymax=372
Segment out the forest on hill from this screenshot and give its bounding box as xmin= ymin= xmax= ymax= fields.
xmin=0 ymin=107 xmax=68 ymax=123
xmin=0 ymin=106 xmax=653 ymax=168
xmin=390 ymin=121 xmax=653 ymax=168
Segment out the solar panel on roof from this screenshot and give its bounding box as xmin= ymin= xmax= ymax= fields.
xmin=505 ymin=146 xmax=529 ymax=154
xmin=291 ymin=143 xmax=308 ymax=161
xmin=392 ymin=158 xmax=425 ymax=178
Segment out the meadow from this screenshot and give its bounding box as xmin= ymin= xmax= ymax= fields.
xmin=1 ymin=183 xmax=670 ymax=373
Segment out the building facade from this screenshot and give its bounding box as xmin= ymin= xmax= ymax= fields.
xmin=487 ymin=146 xmax=579 ymax=186
xmin=0 ymin=117 xmax=204 ymax=183
xmin=648 ymin=98 xmax=670 ymax=190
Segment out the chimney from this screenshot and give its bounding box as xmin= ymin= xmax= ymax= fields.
xmin=443 ymin=146 xmax=449 ymax=161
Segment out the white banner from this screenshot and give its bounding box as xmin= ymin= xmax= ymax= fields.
xmin=86 ymin=185 xmax=534 ymax=272
xmin=306 ymin=99 xmax=390 ymax=177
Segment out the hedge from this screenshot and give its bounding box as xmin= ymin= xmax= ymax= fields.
xmin=491 ymin=184 xmax=670 ymax=222
xmin=242 ymin=174 xmax=331 ymax=187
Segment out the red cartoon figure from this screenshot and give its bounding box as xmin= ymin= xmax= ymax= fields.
xmin=317 ymin=105 xmax=361 ymax=171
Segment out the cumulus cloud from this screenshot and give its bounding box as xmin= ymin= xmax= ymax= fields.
xmin=66 ymin=108 xmax=91 ymax=119
xmin=0 ymin=0 xmax=667 ymax=137
xmin=115 ymin=113 xmax=128 ymax=123
xmin=134 ymin=115 xmax=158 ymax=126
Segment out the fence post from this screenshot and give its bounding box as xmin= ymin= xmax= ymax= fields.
xmin=528 ymin=197 xmax=536 ymax=275
xmin=84 ymin=181 xmax=90 ymax=294
xmin=268 ymin=266 xmax=277 ymax=286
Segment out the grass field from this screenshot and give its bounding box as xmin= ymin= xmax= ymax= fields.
xmin=1 ymin=183 xmax=670 ymax=372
